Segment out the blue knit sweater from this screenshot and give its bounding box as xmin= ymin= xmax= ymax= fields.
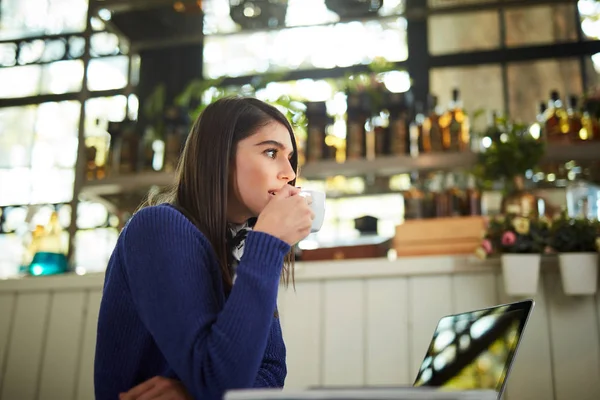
xmin=94 ymin=204 xmax=289 ymax=400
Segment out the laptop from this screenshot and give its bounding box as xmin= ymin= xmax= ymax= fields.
xmin=225 ymin=299 xmax=535 ymax=400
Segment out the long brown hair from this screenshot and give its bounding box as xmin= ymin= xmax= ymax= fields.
xmin=144 ymin=96 xmax=298 ymax=292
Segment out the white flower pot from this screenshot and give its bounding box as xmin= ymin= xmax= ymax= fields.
xmin=501 ymin=254 xmax=541 ymax=296
xmin=558 ymin=253 xmax=599 ymax=295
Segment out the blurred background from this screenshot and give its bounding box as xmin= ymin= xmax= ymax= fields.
xmin=1 ymin=0 xmax=599 ymax=277
xmin=1 ymin=1 xmax=600 ymax=400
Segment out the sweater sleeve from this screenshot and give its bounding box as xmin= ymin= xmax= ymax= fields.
xmin=121 ymin=206 xmax=290 ymax=399
xmin=253 ymin=315 xmax=287 ymax=388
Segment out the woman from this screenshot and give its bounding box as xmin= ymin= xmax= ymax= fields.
xmin=94 ymin=97 xmax=314 ymax=400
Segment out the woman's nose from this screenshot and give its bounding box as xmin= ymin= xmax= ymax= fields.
xmin=279 ymin=160 xmax=296 ymax=182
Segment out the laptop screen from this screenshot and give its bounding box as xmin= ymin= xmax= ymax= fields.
xmin=413 ymin=300 xmax=533 ymax=395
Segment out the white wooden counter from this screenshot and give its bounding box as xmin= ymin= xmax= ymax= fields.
xmin=0 ymin=255 xmax=599 ymax=400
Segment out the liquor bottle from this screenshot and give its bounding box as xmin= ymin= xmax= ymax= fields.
xmin=439 ymin=89 xmax=470 ymax=152
xmin=444 ymin=173 xmax=464 ymax=217
xmin=535 ymin=102 xmax=548 ymax=141
xmin=544 ymin=91 xmax=561 ymax=141
xmin=372 ymin=108 xmax=390 ymax=158
xmin=346 ymin=91 xmax=369 ymax=160
xmin=107 ymin=118 xmax=139 ymax=174
xmin=580 ymin=102 xmax=600 ymax=141
xmin=84 ymin=118 xmax=111 ymax=180
xmin=422 ymin=176 xmax=437 ymax=219
xmin=387 ymin=92 xmax=410 ymax=156
xmin=465 ymin=174 xmax=482 ymax=216
xmin=423 ymin=95 xmax=444 ymax=153
xmin=431 ymin=173 xmax=450 ymax=218
xmin=566 ymin=95 xmax=583 ymax=142
xmin=545 ymin=90 xmax=570 ymax=143
xmin=403 ymin=173 xmax=425 ymax=220
xmin=369 ymin=85 xmax=389 ymax=159
xmin=410 ymin=101 xmax=428 ymax=157
xmin=305 ymin=101 xmax=334 ymax=162
xmin=451 ymin=89 xmax=470 ymax=151
xmin=485 ymin=111 xmax=502 ymax=144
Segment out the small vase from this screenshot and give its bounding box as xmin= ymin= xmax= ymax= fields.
xmin=501 ymin=253 xmax=541 ymax=296
xmin=558 ymin=252 xmax=599 ymax=295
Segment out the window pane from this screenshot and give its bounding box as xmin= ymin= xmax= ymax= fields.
xmin=0 ymin=167 xmax=75 ymax=206
xmin=507 ymin=58 xmax=582 ymax=123
xmin=0 ymin=65 xmax=42 ymax=98
xmin=0 ymin=169 xmax=32 ymax=206
xmin=429 ymin=11 xmax=500 ymax=55
xmin=0 ymin=106 xmax=37 ymax=168
xmin=504 ymin=4 xmax=578 ymax=48
xmin=0 ymin=0 xmax=88 ymax=40
xmin=579 ymin=0 xmax=600 ymax=40
xmin=0 ymin=43 xmax=17 ymax=67
xmin=42 ymin=38 xmax=69 ymax=63
xmin=585 ymin=54 xmax=600 ymax=89
xmin=17 ymin=39 xmax=46 ymax=65
xmin=68 ymin=36 xmax=86 ymax=59
xmin=203 ymin=0 xmax=405 ymax=35
xmin=33 ymin=101 xmax=80 ymax=169
xmin=76 ymin=201 xmax=109 ymax=230
xmin=90 ymin=32 xmax=123 ymax=57
xmin=87 ymin=56 xmax=129 ymax=91
xmin=85 ymin=96 xmax=128 ymax=123
xmin=30 ymin=168 xmax=74 ymax=204
xmin=430 ymin=65 xmax=504 ymax=130
xmin=74 ymin=228 xmax=118 ymax=273
xmin=0 ymin=234 xmax=23 ymax=278
xmin=40 ymin=60 xmax=84 ymax=94
xmin=204 ymin=18 xmax=407 ymax=78
xmin=0 ymin=38 xmax=74 ymax=66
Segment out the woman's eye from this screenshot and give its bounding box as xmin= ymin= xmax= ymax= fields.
xmin=265 ymin=149 xmax=277 ymax=158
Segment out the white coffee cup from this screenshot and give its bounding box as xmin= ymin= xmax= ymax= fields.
xmin=299 ymin=189 xmax=326 ymax=233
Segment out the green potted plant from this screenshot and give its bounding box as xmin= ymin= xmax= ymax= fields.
xmin=473 ymin=117 xmax=545 ymax=217
xmin=548 ymin=213 xmax=600 ymax=295
xmin=476 ymin=213 xmax=550 ymax=296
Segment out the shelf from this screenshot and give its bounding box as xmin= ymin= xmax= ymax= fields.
xmin=300 ymin=152 xmax=477 ymax=179
xmin=544 ymin=142 xmax=600 ymax=163
xmin=81 ymin=171 xmax=175 ymax=196
xmin=79 ymin=143 xmax=600 ymax=198
xmin=80 ymin=152 xmax=476 ymax=198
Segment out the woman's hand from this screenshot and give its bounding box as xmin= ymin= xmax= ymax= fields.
xmin=119 ymin=376 xmax=193 ymax=400
xmin=254 ymin=185 xmax=314 ymax=245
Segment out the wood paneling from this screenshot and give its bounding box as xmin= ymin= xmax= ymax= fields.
xmin=365 ymin=278 xmax=410 ymax=386
xmin=1 ymin=292 xmax=51 ymax=400
xmin=74 ymin=290 xmax=102 ymax=400
xmin=279 ymin=282 xmax=323 ymax=389
xmin=544 ymin=272 xmax=600 ymax=400
xmin=0 ymin=262 xmax=599 ymax=400
xmin=408 ymin=276 xmax=453 ymax=378
xmin=38 ymin=291 xmax=86 ymax=400
xmin=322 ymin=280 xmax=365 ymax=386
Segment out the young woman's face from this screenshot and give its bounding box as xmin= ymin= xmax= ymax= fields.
xmin=227 ymin=121 xmax=296 ymax=223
